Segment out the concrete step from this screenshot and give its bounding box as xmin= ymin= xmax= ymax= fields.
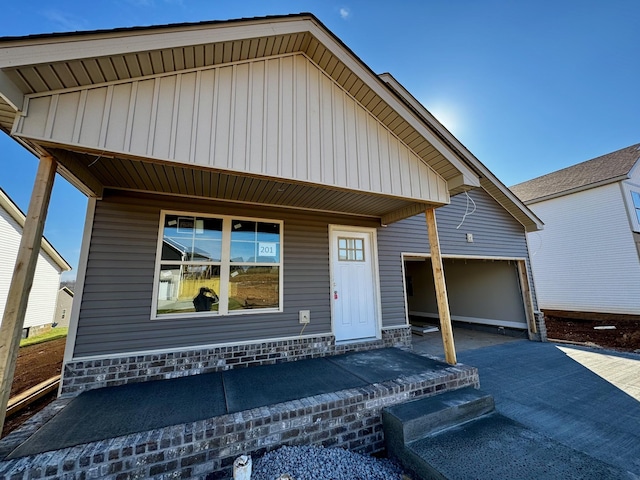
xmin=404 ymin=412 xmax=634 ymax=480
xmin=383 ymin=388 xmax=635 ymax=479
xmin=383 ymin=387 xmax=494 ymax=451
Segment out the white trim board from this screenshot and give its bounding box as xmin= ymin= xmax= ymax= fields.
xmin=328 ymin=224 xmax=383 ymax=342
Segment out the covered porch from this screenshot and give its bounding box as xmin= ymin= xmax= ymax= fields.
xmin=0 ymin=13 xmax=487 ymax=434
xmin=0 ymin=347 xmax=478 ymax=478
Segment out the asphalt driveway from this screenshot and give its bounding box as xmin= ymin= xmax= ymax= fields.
xmin=414 ymin=333 xmax=640 ymax=475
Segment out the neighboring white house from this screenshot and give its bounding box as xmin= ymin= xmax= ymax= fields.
xmin=0 ymin=188 xmax=71 ymax=337
xmin=511 ymin=143 xmax=640 ymax=316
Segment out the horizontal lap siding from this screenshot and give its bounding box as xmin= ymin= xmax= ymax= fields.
xmin=73 ymin=191 xmax=377 ymax=357
xmin=527 ymin=184 xmax=640 ymax=314
xmin=378 ymin=189 xmax=536 ymax=325
xmin=0 ymin=207 xmax=61 ymax=330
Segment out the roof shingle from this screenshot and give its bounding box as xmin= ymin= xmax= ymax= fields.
xmin=511 ymin=143 xmax=640 ymax=203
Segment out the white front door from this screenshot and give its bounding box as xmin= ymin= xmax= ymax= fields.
xmin=330 ymin=227 xmax=380 ymax=342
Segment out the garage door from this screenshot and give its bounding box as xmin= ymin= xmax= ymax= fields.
xmin=404 ymin=256 xmax=530 ymax=330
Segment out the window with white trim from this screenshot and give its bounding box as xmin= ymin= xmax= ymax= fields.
xmin=632 ymin=191 xmax=640 ymax=224
xmin=153 ymin=212 xmax=282 ymax=318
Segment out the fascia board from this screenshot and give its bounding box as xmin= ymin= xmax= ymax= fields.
xmin=309 ymin=31 xmax=479 ymax=187
xmin=379 ymin=73 xmax=542 ymax=231
xmin=626 ymin=157 xmax=640 ymax=181
xmin=0 ymin=69 xmax=23 ymax=110
xmin=0 ymin=17 xmax=314 ymax=68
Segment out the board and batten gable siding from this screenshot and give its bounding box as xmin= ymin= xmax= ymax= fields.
xmin=377 ymin=188 xmax=537 ymax=324
xmin=527 ymin=183 xmax=640 ymax=315
xmin=0 ymin=204 xmax=61 ymax=330
xmin=72 ymin=190 xmax=391 ymax=358
xmin=15 ymin=54 xmax=448 ymax=206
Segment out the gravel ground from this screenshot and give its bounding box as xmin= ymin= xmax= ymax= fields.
xmin=249 ymin=445 xmax=408 ymax=480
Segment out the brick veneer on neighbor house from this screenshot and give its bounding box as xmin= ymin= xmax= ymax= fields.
xmin=0 ymin=359 xmax=478 ymax=479
xmin=60 ymin=327 xmax=413 ymax=396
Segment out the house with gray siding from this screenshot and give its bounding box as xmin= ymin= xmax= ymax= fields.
xmin=0 ymin=14 xmax=543 ymax=398
xmin=53 ymin=287 xmax=74 ymax=329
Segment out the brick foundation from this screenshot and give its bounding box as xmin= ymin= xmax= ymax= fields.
xmin=0 ymin=358 xmax=478 ymax=480
xmin=534 ymin=312 xmax=548 ymax=341
xmin=60 ymin=327 xmax=412 ymax=396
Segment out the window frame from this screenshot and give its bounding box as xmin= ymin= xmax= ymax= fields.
xmin=337 ymin=236 xmax=366 ymax=262
xmin=632 ymin=191 xmax=640 ymax=225
xmin=151 ymin=210 xmax=284 ymax=320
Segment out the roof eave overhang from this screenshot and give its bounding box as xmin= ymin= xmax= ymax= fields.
xmin=379 ymin=72 xmax=543 ymax=232
xmin=0 ymin=14 xmax=479 ymax=193
xmin=524 ymin=175 xmax=630 ymax=206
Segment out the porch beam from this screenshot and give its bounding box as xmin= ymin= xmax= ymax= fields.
xmin=381 ymin=202 xmax=432 ymax=226
xmin=425 ymin=208 xmax=457 ymax=365
xmin=52 ymin=150 xmax=104 ymax=198
xmin=0 ymin=155 xmax=56 ymax=432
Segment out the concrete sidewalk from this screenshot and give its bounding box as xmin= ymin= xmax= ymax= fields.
xmin=416 ymin=334 xmax=640 ymax=476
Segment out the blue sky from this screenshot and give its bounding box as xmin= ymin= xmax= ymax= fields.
xmin=1 ymin=0 xmax=639 ymax=279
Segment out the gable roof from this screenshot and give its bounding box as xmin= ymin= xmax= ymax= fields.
xmin=0 ymin=188 xmax=71 ymax=272
xmin=0 ymin=13 xmax=486 ymax=224
xmin=59 ymin=286 xmax=74 ymax=297
xmin=0 ymin=13 xmax=537 ymax=230
xmin=0 ymin=14 xmax=477 ymax=189
xmin=511 ymin=143 xmax=640 ymax=204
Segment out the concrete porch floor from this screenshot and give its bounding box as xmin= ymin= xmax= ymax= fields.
xmin=0 ymin=347 xmax=478 ymax=479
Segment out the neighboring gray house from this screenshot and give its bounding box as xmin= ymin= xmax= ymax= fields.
xmin=511 ymin=143 xmax=640 ymax=317
xmin=0 ymin=188 xmax=71 ymax=337
xmin=53 ymin=286 xmax=74 ymax=328
xmin=0 ymin=14 xmax=543 ymax=397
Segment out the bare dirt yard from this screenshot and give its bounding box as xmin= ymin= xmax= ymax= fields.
xmin=544 ymin=310 xmax=640 ymax=353
xmin=1 ymin=337 xmax=65 ymax=438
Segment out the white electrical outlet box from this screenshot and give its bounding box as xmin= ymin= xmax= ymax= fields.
xmin=299 ymin=310 xmax=310 ymax=324
xmin=466 ymin=233 xmax=474 ymax=243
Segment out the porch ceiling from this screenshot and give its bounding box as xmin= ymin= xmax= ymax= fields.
xmin=0 ymin=14 xmax=478 ymax=196
xmin=49 ymin=148 xmax=433 ymax=222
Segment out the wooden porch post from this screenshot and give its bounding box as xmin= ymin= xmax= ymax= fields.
xmin=425 ymin=208 xmax=457 ymax=365
xmin=0 ymin=155 xmax=56 ymax=432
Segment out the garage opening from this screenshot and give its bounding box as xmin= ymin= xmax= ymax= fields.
xmin=404 ymin=255 xmax=533 ymax=337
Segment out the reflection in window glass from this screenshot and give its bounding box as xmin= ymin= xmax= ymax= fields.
xmin=156 ymin=264 xmax=221 ymax=315
xmin=155 ymin=212 xmax=282 ymax=317
xmin=228 ymin=266 xmax=280 ymax=311
xmin=338 ymin=237 xmax=365 ymax=261
xmin=230 ymin=220 xmax=280 ymax=262
xmin=632 ymin=191 xmax=640 ymax=224
xmin=162 ymin=215 xmax=222 ymax=262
